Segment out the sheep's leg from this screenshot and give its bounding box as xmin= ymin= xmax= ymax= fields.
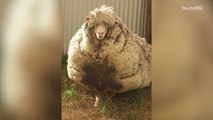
xmin=94 ymin=95 xmax=100 ymax=107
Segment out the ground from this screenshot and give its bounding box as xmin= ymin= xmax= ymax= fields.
xmin=62 ymin=55 xmax=151 ymax=120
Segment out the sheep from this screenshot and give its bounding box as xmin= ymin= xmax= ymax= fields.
xmin=67 ymin=5 xmax=151 ymax=107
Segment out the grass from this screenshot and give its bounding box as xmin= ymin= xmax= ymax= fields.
xmin=62 ymin=84 xmax=79 ymax=102
xmin=61 ymin=54 xmax=151 ymax=120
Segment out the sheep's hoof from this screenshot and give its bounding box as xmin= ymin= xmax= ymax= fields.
xmin=94 ymin=95 xmax=100 ymax=107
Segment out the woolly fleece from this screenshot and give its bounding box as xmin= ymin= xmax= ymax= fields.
xmin=67 ymin=5 xmax=151 ymax=94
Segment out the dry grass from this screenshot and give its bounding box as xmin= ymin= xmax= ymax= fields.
xmin=62 ymin=55 xmax=151 ymax=120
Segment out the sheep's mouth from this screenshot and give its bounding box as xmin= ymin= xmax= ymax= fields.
xmin=96 ymin=35 xmax=105 ymax=40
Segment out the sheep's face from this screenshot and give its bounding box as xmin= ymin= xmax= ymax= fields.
xmin=94 ymin=24 xmax=108 ymax=40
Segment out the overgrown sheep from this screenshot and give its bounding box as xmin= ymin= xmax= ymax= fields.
xmin=67 ymin=5 xmax=151 ymax=107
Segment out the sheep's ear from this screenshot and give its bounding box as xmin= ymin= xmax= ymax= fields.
xmin=85 ymin=17 xmax=90 ymax=21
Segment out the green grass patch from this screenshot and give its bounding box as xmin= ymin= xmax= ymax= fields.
xmin=62 ymin=84 xmax=79 ymax=102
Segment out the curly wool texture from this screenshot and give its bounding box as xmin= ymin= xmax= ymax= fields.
xmin=67 ymin=5 xmax=151 ymax=94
